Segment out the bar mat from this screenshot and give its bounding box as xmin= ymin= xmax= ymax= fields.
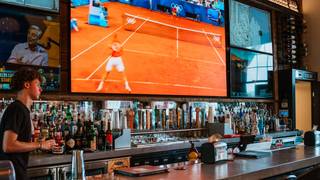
xmin=114 ymin=165 xmax=169 ymax=177
xmin=235 ymin=150 xmax=271 ymax=159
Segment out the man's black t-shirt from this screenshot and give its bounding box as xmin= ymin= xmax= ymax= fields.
xmin=0 ymin=100 xmax=31 ymax=180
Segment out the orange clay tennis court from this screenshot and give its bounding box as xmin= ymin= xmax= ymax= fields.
xmin=71 ymin=2 xmax=226 ymax=96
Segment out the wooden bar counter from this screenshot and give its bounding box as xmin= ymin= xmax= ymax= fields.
xmin=28 ymin=131 xmax=299 ymax=167
xmin=88 ymin=145 xmax=320 ymax=180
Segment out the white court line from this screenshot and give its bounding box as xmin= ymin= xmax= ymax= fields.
xmin=71 ymin=25 xmax=125 ymax=62
xmin=124 ymin=48 xmax=224 ymax=65
xmin=125 ymin=13 xmax=224 ymax=65
xmin=125 ymin=13 xmax=221 ymax=36
xmin=205 ymin=29 xmax=226 ymax=52
xmin=73 ymin=78 xmax=215 ymax=90
xmin=203 ymin=29 xmax=225 ymax=66
xmin=85 ymin=17 xmax=150 ymax=80
xmin=182 ymin=56 xmax=224 ymax=65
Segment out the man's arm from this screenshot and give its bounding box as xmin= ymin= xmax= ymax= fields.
xmin=42 ymin=52 xmax=48 ymax=66
xmin=7 ymin=45 xmax=19 ymax=63
xmin=2 ymin=130 xmax=55 ymax=153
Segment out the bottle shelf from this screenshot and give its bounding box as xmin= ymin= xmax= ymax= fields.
xmin=131 ymin=128 xmax=207 ymax=135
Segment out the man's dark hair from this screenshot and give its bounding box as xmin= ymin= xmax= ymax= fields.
xmin=10 ymin=67 xmax=42 ymax=91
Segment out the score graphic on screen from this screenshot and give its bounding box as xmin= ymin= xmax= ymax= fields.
xmin=71 ymin=0 xmax=226 ymax=96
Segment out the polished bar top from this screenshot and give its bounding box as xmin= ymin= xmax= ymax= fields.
xmin=88 ymin=145 xmax=320 ymax=180
xmin=28 ymin=140 xmax=207 ymax=168
xmin=28 ymin=131 xmax=299 ymax=168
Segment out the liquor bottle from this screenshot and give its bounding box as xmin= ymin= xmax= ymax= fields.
xmin=44 ymin=103 xmax=50 ymax=117
xmin=146 ymin=109 xmax=151 ymax=130
xmin=74 ymin=121 xmax=83 ymax=150
xmin=37 ymin=105 xmax=44 ymax=126
xmin=161 ymin=109 xmax=166 ymax=130
xmin=72 ymin=104 xmax=78 ymax=122
xmin=194 ymin=107 xmax=201 ymax=137
xmin=33 ymin=128 xmax=41 ymax=143
xmin=98 ymin=121 xmax=106 ymax=151
xmin=41 ymin=120 xmax=49 ymax=140
xmin=133 ymin=102 xmax=139 ymax=130
xmin=113 ymin=110 xmax=120 ymax=129
xmin=65 ymin=127 xmax=75 ymax=152
xmin=63 ymin=120 xmax=70 ymax=138
xmin=81 ymin=129 xmax=88 ymax=150
xmin=281 ymin=34 xmax=296 ymax=41
xmin=88 ymin=125 xmax=97 ymax=152
xmin=53 ymin=124 xmax=65 ymax=154
xmin=195 ymin=107 xmax=200 ymax=128
xmin=83 ymin=117 xmax=89 ymax=137
xmin=177 ymin=107 xmax=181 ymax=129
xmin=200 ymin=108 xmax=206 ymax=128
xmin=285 ymin=38 xmax=296 ymax=45
xmin=120 ymin=110 xmax=127 ymax=129
xmin=55 ymin=124 xmax=62 ymax=142
xmin=189 ymin=106 xmax=193 ymax=128
xmin=32 ymin=113 xmax=39 ymax=133
xmin=105 ymin=120 xmax=113 ymax=150
xmin=138 ymin=110 xmax=143 ymax=130
xmin=182 ymin=103 xmax=188 ymax=129
xmin=57 ymin=104 xmax=63 ymax=118
xmin=127 ymin=108 xmax=134 ymax=130
xmin=269 ymin=115 xmax=276 ymax=132
xmin=37 ymin=129 xmax=43 ymax=153
xmin=50 ymin=104 xmax=57 ymax=122
xmin=76 ymin=116 xmax=83 ymax=135
xmin=224 ymin=108 xmax=231 ymax=129
xmin=168 ymin=109 xmax=173 ymax=129
xmin=188 ymin=141 xmax=199 ymax=162
xmin=143 ymin=109 xmax=147 ymax=130
xmin=172 ymin=108 xmax=177 ymax=129
xmin=154 ymin=106 xmax=160 ymax=129
xmin=70 ymin=119 xmax=77 ymax=137
xmin=66 ymin=105 xmax=72 ymax=121
xmin=157 ymin=107 xmax=162 ymax=129
xmin=151 ymin=108 xmax=156 ymax=130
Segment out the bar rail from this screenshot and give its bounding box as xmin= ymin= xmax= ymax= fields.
xmin=88 ymin=145 xmax=320 ymax=180
xmin=28 ymin=131 xmax=299 ymax=168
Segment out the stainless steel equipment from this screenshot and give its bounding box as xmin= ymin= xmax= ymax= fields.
xmin=114 ymin=129 xmax=131 ymax=149
xmin=57 ymin=158 xmax=109 ymax=180
xmin=0 ymin=160 xmax=15 ymax=180
xmin=213 ymin=142 xmax=228 ymax=162
xmin=27 ymin=166 xmax=56 ymax=180
xmin=71 ymin=150 xmax=85 ymax=180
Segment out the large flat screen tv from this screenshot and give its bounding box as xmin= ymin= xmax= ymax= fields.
xmin=229 ymin=0 xmax=273 ymax=98
xmin=71 ymin=0 xmax=226 ymax=96
xmin=230 ymin=48 xmax=273 ymax=98
xmin=0 ymin=4 xmax=60 ymax=91
xmin=229 ymin=0 xmax=272 ymax=53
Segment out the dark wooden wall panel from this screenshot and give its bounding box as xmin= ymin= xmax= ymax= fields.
xmin=59 ymin=0 xmax=69 ymax=93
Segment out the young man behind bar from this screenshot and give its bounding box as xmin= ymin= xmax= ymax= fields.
xmin=0 ymin=67 xmax=55 ymax=180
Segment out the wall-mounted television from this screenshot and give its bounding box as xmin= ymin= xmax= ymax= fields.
xmin=0 ymin=4 xmax=60 ymax=91
xmin=70 ymin=0 xmax=226 ymax=96
xmin=230 ymin=48 xmax=273 ymax=98
xmin=0 ymin=0 xmax=59 ymax=12
xmin=229 ymin=0 xmax=273 ymax=98
xmin=229 ymin=0 xmax=272 ymax=53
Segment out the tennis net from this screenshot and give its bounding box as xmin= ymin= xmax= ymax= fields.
xmin=123 ymin=13 xmax=222 ymax=47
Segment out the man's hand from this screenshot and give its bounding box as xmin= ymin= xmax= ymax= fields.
xmin=16 ymin=56 xmax=24 ymax=64
xmin=40 ymin=139 xmax=56 ymax=151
